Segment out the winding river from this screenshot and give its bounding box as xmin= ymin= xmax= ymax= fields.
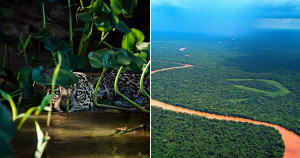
xmin=151 ymin=61 xmax=300 ymax=158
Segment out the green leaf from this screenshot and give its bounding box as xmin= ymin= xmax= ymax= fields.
xmin=115 ymin=21 xmax=131 ymax=33
xmin=61 ymin=53 xmax=86 ymax=71
xmin=0 ymin=136 xmax=15 ymax=158
xmin=35 ymin=94 xmax=53 ymax=115
xmin=17 ymin=107 xmax=36 ymax=130
xmin=77 ymin=12 xmax=94 ymax=23
xmin=0 ymin=103 xmax=16 ymax=157
xmin=88 ymin=49 xmax=120 ymax=69
xmin=44 ymin=36 xmax=73 ymax=53
xmin=32 ymin=67 xmax=78 ymax=88
xmin=88 ymin=50 xmax=107 ymax=68
xmin=136 ymin=42 xmax=150 ymax=51
xmin=0 ymin=8 xmax=14 ymax=19
xmin=122 ymin=28 xmax=145 ymax=53
xmin=17 ymin=66 xmax=33 ymax=84
xmin=110 ymin=0 xmax=137 ymax=18
xmin=20 ymin=81 xmax=34 ymax=98
xmin=0 ymin=90 xmax=17 ymax=121
xmin=95 ymin=21 xmax=112 ymax=32
xmin=0 ymin=104 xmax=17 ymax=141
xmin=108 ymin=11 xmax=117 ymax=28
xmin=115 ymin=49 xmax=132 ymax=66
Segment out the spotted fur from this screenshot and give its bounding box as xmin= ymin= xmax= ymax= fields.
xmin=52 ymin=69 xmax=150 ymax=112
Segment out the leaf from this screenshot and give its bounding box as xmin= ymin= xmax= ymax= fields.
xmin=35 ymin=94 xmax=53 ymax=115
xmin=0 ymin=8 xmax=14 ymax=19
xmin=0 ymin=90 xmax=17 ymax=121
xmin=32 ymin=67 xmax=79 ymax=88
xmin=88 ymin=49 xmax=119 ymax=69
xmin=0 ymin=104 xmax=17 ymax=141
xmin=17 ymin=107 xmax=37 ymax=130
xmin=110 ymin=0 xmax=137 ymax=18
xmin=17 ymin=66 xmax=33 ymax=84
xmin=115 ymin=49 xmax=132 ymax=66
xmin=0 ymin=103 xmax=17 ymax=158
xmin=44 ymin=36 xmax=73 ymax=53
xmin=121 ymin=28 xmax=145 ymax=53
xmin=88 ymin=50 xmax=107 ymax=68
xmin=136 ymin=42 xmax=150 ymax=51
xmin=34 ymin=121 xmax=50 ymax=158
xmin=61 ymin=53 xmax=86 ymax=71
xmin=95 ymin=20 xmax=112 ymax=32
xmin=20 ymin=81 xmax=34 ymax=98
xmin=77 ymin=12 xmax=94 ymax=23
xmin=115 ymin=21 xmax=131 ymax=33
xmin=0 ymin=136 xmax=15 ymax=158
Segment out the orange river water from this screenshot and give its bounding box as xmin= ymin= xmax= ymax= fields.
xmin=151 ymin=61 xmax=300 ymax=158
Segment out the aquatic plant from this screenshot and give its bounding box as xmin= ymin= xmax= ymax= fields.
xmin=0 ymin=0 xmax=149 ymax=157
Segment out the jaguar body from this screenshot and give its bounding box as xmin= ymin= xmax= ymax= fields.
xmin=52 ymin=69 xmax=150 ymax=112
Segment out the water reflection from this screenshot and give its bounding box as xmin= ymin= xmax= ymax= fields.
xmin=12 ymin=112 xmax=150 ymax=158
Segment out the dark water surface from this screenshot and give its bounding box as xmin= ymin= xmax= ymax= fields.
xmin=12 ymin=112 xmax=150 ymax=158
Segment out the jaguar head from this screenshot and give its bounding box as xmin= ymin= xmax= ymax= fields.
xmin=52 ymin=85 xmax=92 ymax=112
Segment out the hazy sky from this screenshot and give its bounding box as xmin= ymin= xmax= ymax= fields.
xmin=152 ymin=0 xmax=300 ymax=36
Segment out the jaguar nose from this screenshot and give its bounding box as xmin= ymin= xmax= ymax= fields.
xmin=59 ymin=104 xmax=73 ymax=112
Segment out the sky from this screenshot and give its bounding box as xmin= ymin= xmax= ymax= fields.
xmin=151 ymin=0 xmax=300 ymax=36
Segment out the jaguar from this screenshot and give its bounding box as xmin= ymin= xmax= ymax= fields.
xmin=52 ymin=69 xmax=150 ymax=112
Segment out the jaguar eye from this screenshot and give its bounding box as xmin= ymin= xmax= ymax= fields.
xmin=54 ymin=89 xmax=60 ymax=95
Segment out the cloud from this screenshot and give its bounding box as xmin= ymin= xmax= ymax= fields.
xmin=257 ymin=18 xmax=300 ymax=29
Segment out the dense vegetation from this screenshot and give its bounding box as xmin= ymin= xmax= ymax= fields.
xmin=152 ymin=107 xmax=285 ymax=158
xmin=151 ymin=31 xmax=300 ymax=136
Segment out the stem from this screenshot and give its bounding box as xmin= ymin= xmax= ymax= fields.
xmin=98 ymin=32 xmax=110 ymax=46
xmin=140 ymin=61 xmax=150 ymax=99
xmin=67 ymin=88 xmax=69 ymax=115
xmin=0 ymin=93 xmax=21 ymax=102
xmin=42 ymin=0 xmax=46 ymax=28
xmin=17 ymin=93 xmax=23 ymax=110
xmin=51 ymin=51 xmax=57 ymax=66
xmin=103 ymin=41 xmax=113 ymax=49
xmin=46 ymin=51 xmax=62 ymax=137
xmin=114 ymin=67 xmax=149 ymax=114
xmin=2 ymin=44 xmax=7 ymax=68
xmin=68 ymin=0 xmax=73 ymax=54
xmin=93 ymin=68 xmax=136 ymax=112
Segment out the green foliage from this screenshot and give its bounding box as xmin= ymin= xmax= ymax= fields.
xmin=151 ymin=39 xmax=300 ymax=136
xmin=43 ymin=36 xmax=73 ymax=53
xmin=0 ymin=104 xmax=17 ymax=158
xmin=152 ymin=107 xmax=285 ymax=158
xmin=110 ymin=0 xmax=137 ymax=18
xmin=122 ymin=28 xmax=145 ymax=53
xmin=228 ymin=79 xmax=290 ymax=97
xmin=32 ymin=66 xmax=78 ymax=88
xmin=61 ymin=53 xmax=86 ymax=71
xmin=17 ymin=66 xmax=34 ymax=84
xmin=0 ymin=90 xmax=17 ymax=121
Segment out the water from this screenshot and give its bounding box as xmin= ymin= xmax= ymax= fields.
xmin=12 ymin=112 xmax=150 ymax=158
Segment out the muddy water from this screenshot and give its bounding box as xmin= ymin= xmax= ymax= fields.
xmin=151 ymin=61 xmax=300 ymax=158
xmin=12 ymin=112 xmax=150 ymax=158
